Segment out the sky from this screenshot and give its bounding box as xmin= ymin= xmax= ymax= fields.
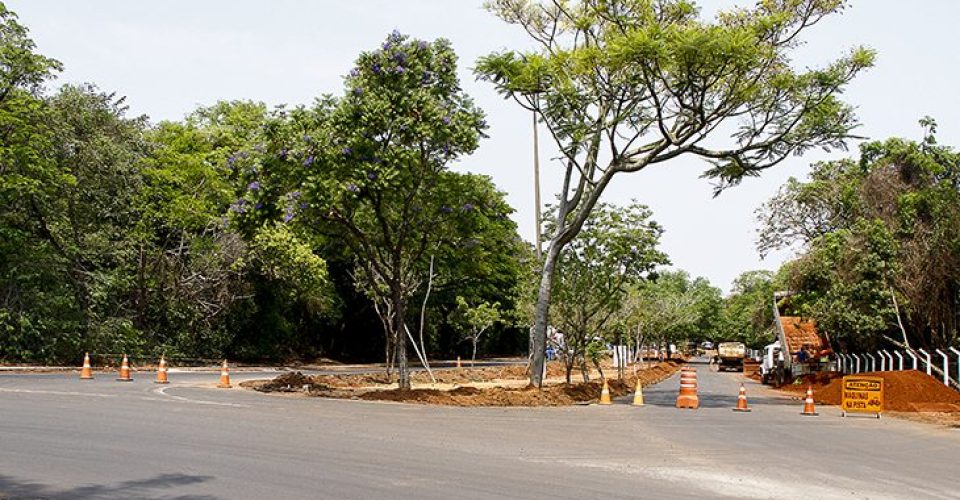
xmin=8 ymin=0 xmax=960 ymax=294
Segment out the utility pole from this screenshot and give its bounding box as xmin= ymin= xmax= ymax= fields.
xmin=533 ymin=109 xmax=542 ymax=261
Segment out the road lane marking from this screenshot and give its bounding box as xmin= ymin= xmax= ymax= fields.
xmin=0 ymin=386 xmax=248 ymax=408
xmin=0 ymin=387 xmax=117 ymax=398
xmin=152 ymin=386 xmax=249 ymax=408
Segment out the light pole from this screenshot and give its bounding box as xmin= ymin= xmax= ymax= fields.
xmin=532 ymin=109 xmax=542 ymax=261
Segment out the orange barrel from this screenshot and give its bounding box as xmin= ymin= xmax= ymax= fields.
xmin=675 ymin=366 xmax=700 ymax=409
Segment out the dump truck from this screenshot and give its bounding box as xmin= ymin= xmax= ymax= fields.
xmin=760 ymin=291 xmax=838 ymax=386
xmin=716 ymin=342 xmax=746 ymax=372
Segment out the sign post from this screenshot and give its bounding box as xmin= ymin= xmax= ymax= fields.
xmin=841 ymin=376 xmax=883 ymax=419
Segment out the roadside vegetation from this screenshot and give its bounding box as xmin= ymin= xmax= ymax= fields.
xmin=2 ymin=1 xmax=958 ymax=386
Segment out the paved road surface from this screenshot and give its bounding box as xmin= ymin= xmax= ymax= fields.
xmin=2 ymin=360 xmax=958 ymax=499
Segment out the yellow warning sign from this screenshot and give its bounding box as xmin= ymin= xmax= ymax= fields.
xmin=841 ymin=376 xmax=883 ymax=416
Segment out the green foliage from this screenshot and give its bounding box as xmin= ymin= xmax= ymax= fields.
xmin=758 ymin=123 xmax=960 ymax=351
xmin=454 ymin=296 xmax=503 ymax=362
xmin=478 ymin=0 xmax=872 ymax=385
xmin=548 ymin=201 xmax=668 ymax=380
xmin=625 ymin=270 xmax=722 ymax=347
xmin=721 ymin=270 xmax=779 ymax=348
xmin=249 ymin=223 xmax=331 ymax=305
xmin=0 ymin=8 xmax=535 ymax=367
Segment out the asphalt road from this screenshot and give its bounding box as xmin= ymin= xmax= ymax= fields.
xmin=2 ymin=361 xmax=958 ymax=499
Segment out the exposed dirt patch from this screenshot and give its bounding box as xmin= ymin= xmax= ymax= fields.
xmin=291 ymin=361 xmax=574 ymax=389
xmin=245 ymin=361 xmax=682 ymax=406
xmin=777 ymin=370 xmax=960 ymax=413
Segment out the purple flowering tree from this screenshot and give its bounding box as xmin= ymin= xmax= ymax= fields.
xmin=301 ymin=32 xmax=487 ymax=390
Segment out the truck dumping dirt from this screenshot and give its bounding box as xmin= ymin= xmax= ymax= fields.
xmin=779 ymin=370 xmax=960 ymax=412
xmin=245 ymin=361 xmax=682 ymax=406
xmin=779 ymin=316 xmax=824 ymax=354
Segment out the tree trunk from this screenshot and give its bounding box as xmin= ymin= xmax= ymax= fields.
xmin=471 ymin=338 xmax=478 ymax=367
xmin=530 ymin=241 xmax=563 ymax=387
xmin=392 ymin=287 xmax=410 ymax=390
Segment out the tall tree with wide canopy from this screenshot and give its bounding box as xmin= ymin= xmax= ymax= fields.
xmin=477 ymin=0 xmax=874 ymax=385
xmin=298 ymin=32 xmax=488 ymax=389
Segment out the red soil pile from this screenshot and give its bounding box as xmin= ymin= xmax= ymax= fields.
xmin=248 ymin=361 xmax=683 ymax=406
xmin=300 ymin=362 xmax=571 ymax=389
xmin=356 ymin=362 xmax=681 ymax=406
xmin=780 ymin=370 xmax=960 ymax=412
xmin=780 ymin=316 xmax=823 ymax=352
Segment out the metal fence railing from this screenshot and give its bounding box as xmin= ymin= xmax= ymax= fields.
xmin=837 ymin=348 xmax=960 ymax=392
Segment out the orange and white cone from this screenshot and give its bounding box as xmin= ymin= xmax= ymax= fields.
xmin=154 ymin=356 xmax=168 ymax=384
xmin=632 ymin=378 xmax=645 ymax=406
xmin=80 ymin=352 xmax=94 ymax=380
xmin=801 ymin=386 xmax=819 ymax=416
xmin=116 ymin=354 xmax=132 ymax=382
xmin=733 ymin=383 xmax=751 ymax=412
xmin=598 ymin=378 xmax=612 ymax=405
xmin=217 ymin=359 xmax=232 ymax=388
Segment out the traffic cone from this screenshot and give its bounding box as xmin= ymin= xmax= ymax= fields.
xmin=632 ymin=378 xmax=645 ymax=406
xmin=116 ymin=354 xmax=132 ymax=382
xmin=598 ymin=378 xmax=612 ymax=405
xmin=80 ymin=352 xmax=94 ymax=380
xmin=801 ymin=386 xmax=818 ymax=416
xmin=733 ymin=383 xmax=751 ymax=412
xmin=217 ymin=359 xmax=232 ymax=388
xmin=154 ymin=356 xmax=168 ymax=384
xmin=675 ymin=366 xmax=700 ymax=409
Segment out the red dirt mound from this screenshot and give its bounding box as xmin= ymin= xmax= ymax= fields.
xmin=355 ymin=362 xmax=681 ymax=406
xmin=780 ymin=316 xmax=824 ymax=353
xmin=247 ymin=361 xmax=683 ymax=406
xmin=781 ymin=370 xmax=960 ymax=412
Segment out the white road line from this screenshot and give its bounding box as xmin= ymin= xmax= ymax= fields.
xmin=0 ymin=385 xmax=248 ymax=408
xmin=152 ymin=386 xmax=249 ymax=408
xmin=0 ymin=387 xmax=116 ymax=398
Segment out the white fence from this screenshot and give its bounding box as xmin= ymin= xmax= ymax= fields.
xmin=838 ymin=348 xmax=960 ymax=391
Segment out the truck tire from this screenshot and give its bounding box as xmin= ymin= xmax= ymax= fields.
xmin=774 ymin=369 xmax=785 ymax=388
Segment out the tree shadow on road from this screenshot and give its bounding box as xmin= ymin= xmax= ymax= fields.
xmin=0 ymin=472 xmax=218 ymax=500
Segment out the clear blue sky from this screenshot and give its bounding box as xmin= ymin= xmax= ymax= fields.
xmin=9 ymin=0 xmax=960 ymax=293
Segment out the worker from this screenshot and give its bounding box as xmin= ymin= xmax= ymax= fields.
xmin=794 ymin=346 xmax=809 ymax=363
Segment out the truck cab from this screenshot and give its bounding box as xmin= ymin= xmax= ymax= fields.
xmin=761 ymin=341 xmax=784 ymax=385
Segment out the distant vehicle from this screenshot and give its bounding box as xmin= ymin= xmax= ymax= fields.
xmin=701 ymin=341 xmax=714 ymax=350
xmin=761 ymin=291 xmax=838 ymax=386
xmin=716 ymin=342 xmax=746 ymax=372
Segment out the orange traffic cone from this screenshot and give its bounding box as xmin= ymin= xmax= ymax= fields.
xmin=733 ymin=383 xmax=751 ymax=412
xmin=801 ymin=386 xmax=818 ymax=416
xmin=598 ymin=378 xmax=612 ymax=405
xmin=155 ymin=356 xmax=168 ymax=384
xmin=80 ymin=352 xmax=94 ymax=380
xmin=116 ymin=354 xmax=132 ymax=382
xmin=217 ymin=359 xmax=232 ymax=388
xmin=676 ymin=366 xmax=700 ymax=409
xmin=632 ymin=378 xmax=645 ymax=406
